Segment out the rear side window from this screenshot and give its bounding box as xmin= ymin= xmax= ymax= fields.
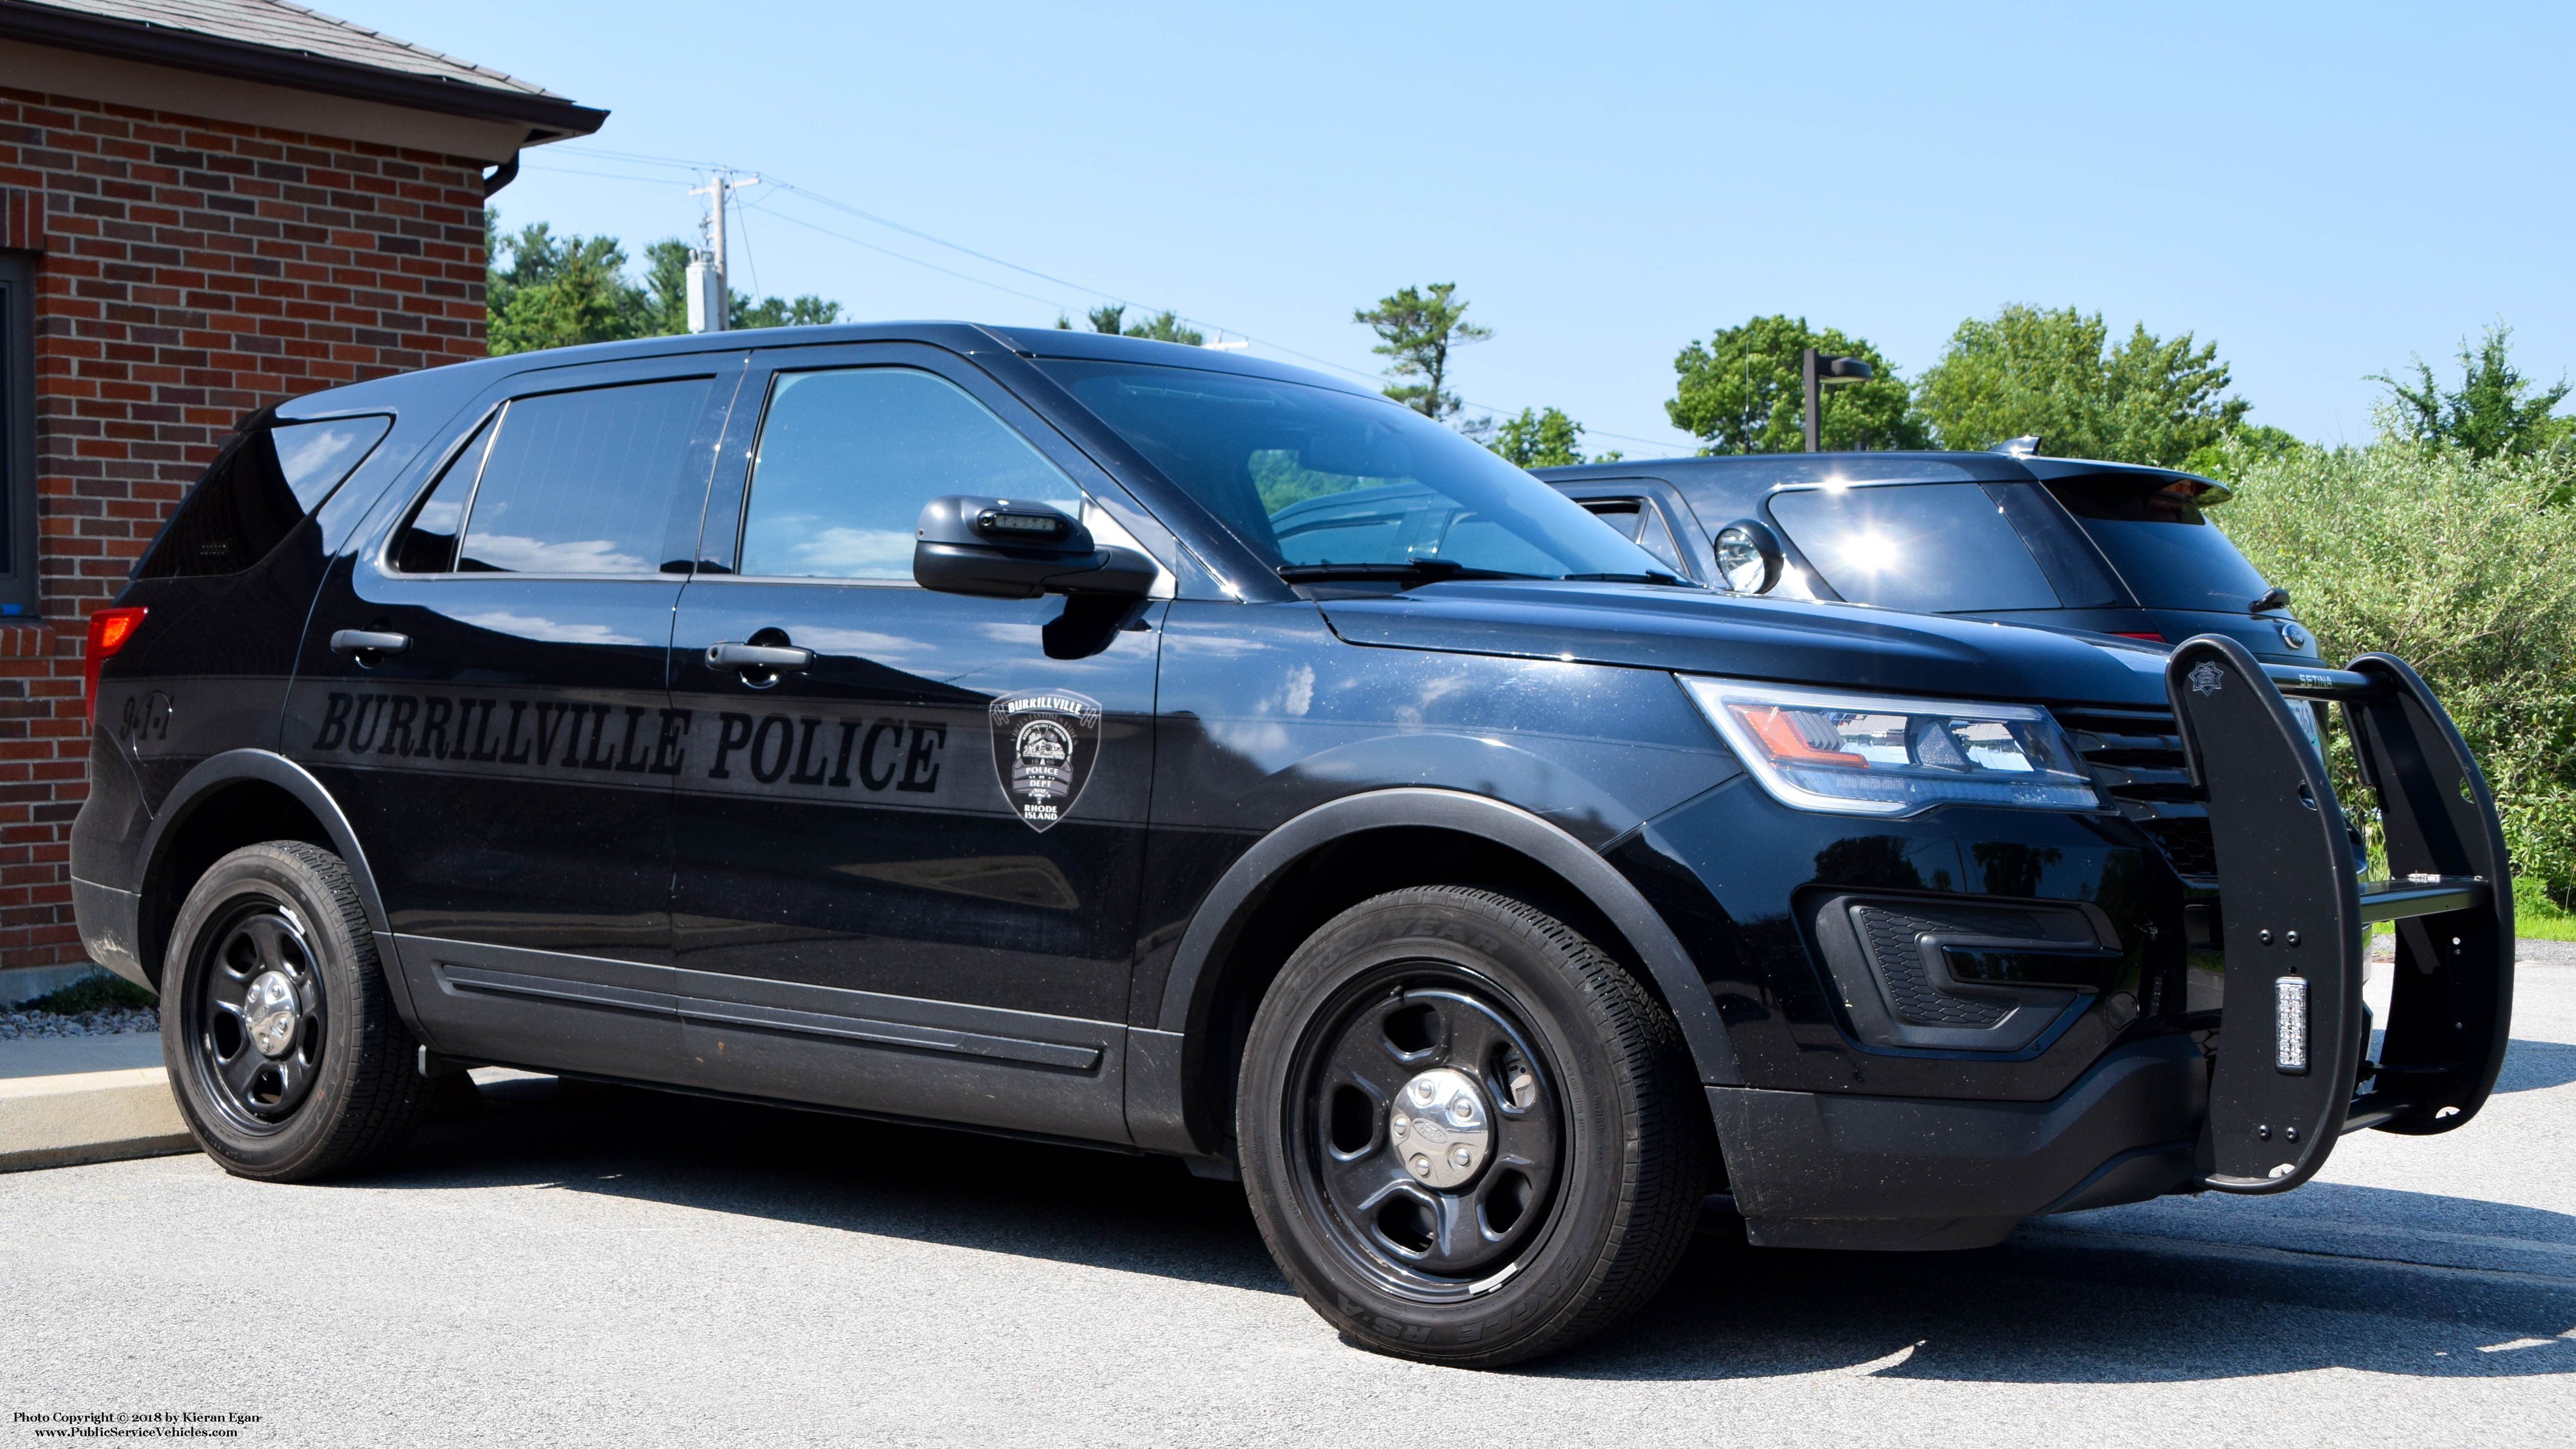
xmin=735 ymin=367 xmax=1070 ymax=580
xmin=138 ymin=415 xmax=390 ymax=578
xmin=1767 ymin=482 xmax=2061 ymax=613
xmin=2046 ymin=475 xmax=2272 ymax=613
xmin=1578 ymin=498 xmax=1687 ymax=576
xmin=391 ymin=378 xmax=715 ymax=575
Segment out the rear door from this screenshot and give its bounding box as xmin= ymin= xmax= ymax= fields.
xmin=289 ymin=355 xmax=741 ymax=1078
xmin=661 ymin=341 xmax=1165 ymax=1142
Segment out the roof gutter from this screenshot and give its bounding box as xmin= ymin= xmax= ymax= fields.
xmin=0 ymin=0 xmax=607 ymax=143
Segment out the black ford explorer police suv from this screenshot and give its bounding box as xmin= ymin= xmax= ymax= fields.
xmin=73 ymin=325 xmax=2512 ymax=1367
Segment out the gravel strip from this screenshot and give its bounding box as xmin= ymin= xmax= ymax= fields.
xmin=0 ymin=1005 xmax=160 ymax=1040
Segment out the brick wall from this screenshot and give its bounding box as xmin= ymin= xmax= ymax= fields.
xmin=0 ymin=84 xmax=490 ymax=966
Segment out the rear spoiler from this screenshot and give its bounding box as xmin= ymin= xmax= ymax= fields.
xmin=2164 ymin=637 xmax=2513 ymax=1193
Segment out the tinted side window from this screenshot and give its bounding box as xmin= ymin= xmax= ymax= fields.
xmin=273 ymin=417 xmax=395 ymax=512
xmin=455 ymin=378 xmax=715 ymax=574
xmin=390 ymin=415 xmax=494 ymax=574
xmin=139 ymin=416 xmax=391 ymax=579
xmin=1767 ymin=482 xmax=2061 ymax=613
xmin=737 ymin=367 xmax=1071 ymax=580
xmin=2046 ymin=476 xmax=2273 ymax=612
xmin=1578 ymin=498 xmax=1686 ymax=575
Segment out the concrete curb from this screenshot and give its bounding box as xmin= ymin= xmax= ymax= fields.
xmin=0 ymin=1065 xmax=196 ymax=1173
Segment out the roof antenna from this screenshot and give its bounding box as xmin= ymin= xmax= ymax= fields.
xmin=1991 ymin=435 xmax=2042 ymax=458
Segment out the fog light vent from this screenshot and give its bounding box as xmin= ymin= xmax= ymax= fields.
xmin=2274 ymin=976 xmax=2309 ymax=1074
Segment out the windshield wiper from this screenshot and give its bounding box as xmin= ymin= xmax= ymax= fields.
xmin=1276 ymin=560 xmax=1541 ymax=587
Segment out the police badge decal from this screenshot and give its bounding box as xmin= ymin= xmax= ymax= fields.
xmin=989 ymin=691 xmax=1103 ymax=831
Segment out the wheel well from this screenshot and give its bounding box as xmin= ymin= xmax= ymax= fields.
xmin=1183 ymin=825 xmax=1678 ymax=1155
xmin=138 ymin=780 xmax=333 ymax=987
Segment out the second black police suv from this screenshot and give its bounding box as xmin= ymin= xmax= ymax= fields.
xmin=71 ymin=325 xmax=2512 ymax=1367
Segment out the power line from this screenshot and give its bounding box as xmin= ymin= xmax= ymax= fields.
xmin=527 ymin=145 xmax=1693 ymax=454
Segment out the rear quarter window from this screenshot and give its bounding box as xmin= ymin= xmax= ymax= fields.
xmin=1766 ymin=482 xmax=2061 ymax=613
xmin=137 ymin=415 xmax=390 ymax=579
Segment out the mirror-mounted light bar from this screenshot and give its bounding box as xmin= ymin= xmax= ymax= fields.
xmin=974 ymin=505 xmax=1072 ymax=542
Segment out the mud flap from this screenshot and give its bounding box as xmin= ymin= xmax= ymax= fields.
xmin=2166 ymin=638 xmax=2512 ymax=1194
xmin=2167 ymin=636 xmax=2364 ymax=1191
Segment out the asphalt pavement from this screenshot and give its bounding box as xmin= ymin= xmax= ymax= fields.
xmin=6 ymin=954 xmax=2574 ymax=1448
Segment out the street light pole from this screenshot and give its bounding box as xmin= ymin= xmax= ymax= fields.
xmin=1800 ymin=347 xmax=1875 ymax=453
xmin=1803 ymin=347 xmax=1822 ymax=454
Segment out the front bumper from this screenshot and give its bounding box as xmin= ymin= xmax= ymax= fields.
xmin=1712 ymin=1032 xmax=2206 ymax=1250
xmin=1705 ymin=637 xmax=2513 ymax=1245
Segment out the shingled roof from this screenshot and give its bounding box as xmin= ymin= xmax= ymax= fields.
xmin=0 ymin=0 xmax=604 ymax=141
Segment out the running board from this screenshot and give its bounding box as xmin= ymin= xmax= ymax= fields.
xmin=2165 ymin=637 xmax=2513 ymax=1195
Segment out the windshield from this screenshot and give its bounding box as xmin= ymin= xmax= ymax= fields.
xmin=1038 ymin=359 xmax=1677 ymax=581
xmin=1766 ymin=482 xmax=2063 ymax=612
xmin=2045 ymin=475 xmax=2273 ymax=613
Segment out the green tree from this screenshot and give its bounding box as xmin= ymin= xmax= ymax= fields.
xmin=2216 ymin=438 xmax=2576 ymax=910
xmin=640 ymin=239 xmax=694 ymax=336
xmin=1087 ymin=304 xmax=1126 ymax=334
xmin=1356 ymin=283 xmax=1488 ymax=421
xmin=731 ymin=294 xmax=844 ymax=329
xmin=1486 ymin=407 xmax=1588 ymax=468
xmin=486 ymin=219 xmax=652 ymax=355
xmin=1666 ymin=315 xmax=1925 ymax=453
xmin=2180 ymin=423 xmax=2305 ymax=482
xmin=1125 ymin=309 xmax=1203 ymax=345
xmin=487 ymin=216 xmax=844 ymax=353
xmin=2372 ymin=321 xmax=2572 ymax=459
xmin=1915 ymin=304 xmax=2250 ymax=466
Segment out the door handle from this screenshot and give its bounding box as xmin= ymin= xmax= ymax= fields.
xmin=329 ymin=629 xmax=410 ymax=657
xmin=706 ymin=641 xmax=814 ymax=673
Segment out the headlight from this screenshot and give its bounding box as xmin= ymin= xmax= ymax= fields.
xmin=1678 ymin=676 xmax=2102 ymax=816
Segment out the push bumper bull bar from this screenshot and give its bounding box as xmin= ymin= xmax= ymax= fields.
xmin=2165 ymin=636 xmax=2513 ymax=1192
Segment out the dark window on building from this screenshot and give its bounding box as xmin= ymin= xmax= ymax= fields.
xmin=392 ymin=377 xmax=716 ymax=576
xmin=137 ymin=415 xmax=391 ymax=580
xmin=0 ymin=255 xmax=35 ymax=614
xmin=736 ymin=367 xmax=1072 ymax=579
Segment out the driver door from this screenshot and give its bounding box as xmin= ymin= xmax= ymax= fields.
xmin=662 ymin=342 xmax=1166 ymax=1141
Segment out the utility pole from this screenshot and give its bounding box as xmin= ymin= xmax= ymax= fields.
xmin=686 ymin=169 xmax=761 ymax=333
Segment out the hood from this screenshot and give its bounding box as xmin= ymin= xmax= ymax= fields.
xmin=1318 ymin=580 xmax=2173 ymax=709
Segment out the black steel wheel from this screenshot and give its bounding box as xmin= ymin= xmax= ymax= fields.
xmin=1240 ymin=885 xmax=1709 ymax=1366
xmin=1288 ymin=969 xmax=1564 ymax=1291
xmin=182 ymin=902 xmax=330 ymax=1131
xmin=161 ymin=841 xmax=430 ymax=1180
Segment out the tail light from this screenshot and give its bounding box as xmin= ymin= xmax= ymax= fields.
xmin=84 ymin=607 xmax=147 ymax=728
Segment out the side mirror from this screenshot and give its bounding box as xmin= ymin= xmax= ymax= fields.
xmin=1712 ymin=519 xmax=1784 ymax=594
xmin=913 ymin=496 xmax=1155 ymax=600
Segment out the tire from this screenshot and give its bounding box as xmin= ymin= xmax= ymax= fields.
xmin=1238 ymin=885 xmax=1709 ymax=1366
xmin=161 ymin=841 xmax=431 ymax=1180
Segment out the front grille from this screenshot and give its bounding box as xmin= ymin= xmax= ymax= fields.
xmin=2144 ymin=818 xmax=2218 ymax=875
xmin=2054 ymin=705 xmax=2216 ymax=879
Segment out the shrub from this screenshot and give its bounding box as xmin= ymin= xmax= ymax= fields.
xmin=27 ymin=969 xmax=158 ymax=1014
xmin=2213 ymin=438 xmax=2576 ymax=910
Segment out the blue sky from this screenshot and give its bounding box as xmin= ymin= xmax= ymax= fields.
xmin=363 ymin=0 xmax=2572 ymax=457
